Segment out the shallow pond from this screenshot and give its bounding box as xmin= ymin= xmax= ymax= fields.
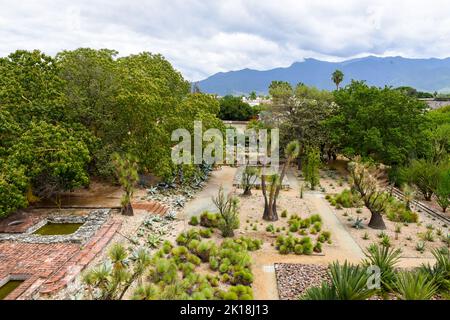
xmin=33 ymin=223 xmax=84 ymax=236
xmin=0 ymin=280 xmax=24 ymax=300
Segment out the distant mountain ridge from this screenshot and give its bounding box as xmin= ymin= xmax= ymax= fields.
xmin=198 ymin=56 xmax=450 ymax=95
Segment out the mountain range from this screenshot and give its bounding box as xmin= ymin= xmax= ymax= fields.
xmin=197 ymin=56 xmax=450 ymax=95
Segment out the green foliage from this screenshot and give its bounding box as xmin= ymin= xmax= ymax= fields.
xmin=386 ymin=198 xmax=419 ymax=223
xmin=275 ymin=235 xmax=314 ymax=255
xmin=401 ymin=159 xmax=441 ymax=201
xmin=112 ymin=153 xmax=139 ymax=213
xmin=363 ymin=244 xmax=401 ymax=290
xmin=218 ymin=95 xmax=256 ymax=121
xmin=212 ymin=187 xmax=240 ymax=238
xmin=302 ymin=261 xmax=375 ymax=300
xmin=303 ymin=148 xmax=321 ymax=190
xmin=200 ymin=211 xmax=220 ymax=228
xmin=331 ymin=189 xmax=361 ymax=208
xmin=189 ymin=216 xmax=199 ymax=226
xmin=394 ymin=271 xmax=438 ymax=300
xmin=326 ymin=81 xmax=428 ymax=166
xmin=418 ymin=247 xmax=450 ymax=292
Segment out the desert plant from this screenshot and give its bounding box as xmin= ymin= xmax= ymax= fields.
xmin=380 ymin=234 xmax=391 ymax=247
xmin=353 ymin=218 xmax=365 ymax=230
xmin=416 ymin=241 xmax=426 ymax=253
xmin=418 ymin=247 xmax=450 ymax=292
xmin=303 ymin=148 xmax=321 ymax=190
xmin=242 ymin=166 xmax=258 ymax=196
xmin=189 ymin=216 xmax=199 ymax=226
xmin=363 ymin=244 xmax=401 ymax=290
xmin=281 ymin=210 xmax=288 ymax=218
xmin=261 ymin=140 xmax=299 ymax=221
xmin=394 ymin=271 xmax=438 ymax=300
xmin=349 ymin=159 xmax=389 ymax=229
xmin=112 ymin=153 xmax=139 ymax=216
xmin=212 ymin=187 xmax=240 ymax=237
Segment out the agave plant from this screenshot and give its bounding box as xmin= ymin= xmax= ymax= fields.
xmin=394 ymin=271 xmax=438 ymax=300
xmin=165 ymin=210 xmax=177 ymax=221
xmin=352 ymin=217 xmax=365 ymax=229
xmin=363 ymin=244 xmax=401 ymax=291
xmin=147 ymin=186 xmax=158 ymax=196
xmin=147 ymin=234 xmax=161 ymax=248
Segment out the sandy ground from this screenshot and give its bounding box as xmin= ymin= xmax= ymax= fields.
xmin=181 ymin=166 xmax=237 ymax=220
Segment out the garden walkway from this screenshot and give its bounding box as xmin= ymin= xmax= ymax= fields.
xmin=251 ymin=169 xmax=365 ymax=300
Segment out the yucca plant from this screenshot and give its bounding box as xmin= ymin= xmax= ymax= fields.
xmin=418 ymin=247 xmax=450 ymax=292
xmin=300 ymin=282 xmax=337 ymax=300
xmin=329 ymin=261 xmax=375 ymax=300
xmin=394 ymin=271 xmax=438 ymax=300
xmin=363 ymin=244 xmax=401 ymax=291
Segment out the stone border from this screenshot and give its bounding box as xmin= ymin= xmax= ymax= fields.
xmin=0 ymin=209 xmax=111 ymax=244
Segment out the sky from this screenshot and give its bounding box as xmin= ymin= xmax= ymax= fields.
xmin=1 ymin=0 xmax=450 ymax=81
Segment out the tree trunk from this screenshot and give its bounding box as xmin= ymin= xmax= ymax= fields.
xmin=122 ymin=202 xmax=134 ymax=216
xmin=368 ymin=211 xmax=386 ymax=229
xmin=243 ymin=188 xmax=252 ymax=196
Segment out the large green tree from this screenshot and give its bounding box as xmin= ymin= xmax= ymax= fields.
xmin=326 ymin=81 xmax=428 ymax=166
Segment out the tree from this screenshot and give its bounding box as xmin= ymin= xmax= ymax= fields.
xmin=249 ymin=91 xmax=257 ymax=100
xmin=261 ymin=141 xmax=299 ymax=221
xmin=8 ymin=121 xmax=91 ymax=205
xmin=349 ymin=159 xmax=389 ymax=229
xmin=303 ymin=148 xmax=321 ymax=190
xmin=218 ymin=95 xmax=255 ymax=121
xmin=326 ymin=81 xmax=428 ymax=166
xmin=212 ymin=186 xmax=240 ymax=237
xmin=435 ymin=167 xmax=450 ymax=212
xmin=112 ymin=153 xmax=139 ymax=216
xmin=402 ymin=159 xmax=440 ymax=201
xmin=332 ymin=70 xmax=344 ymax=90
xmin=0 ymin=160 xmax=28 ymax=218
xmin=241 ymin=166 xmax=258 ymax=196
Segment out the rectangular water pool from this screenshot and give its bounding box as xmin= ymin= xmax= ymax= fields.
xmin=33 ymin=223 xmax=84 ymax=236
xmin=0 ymin=280 xmax=24 ymax=300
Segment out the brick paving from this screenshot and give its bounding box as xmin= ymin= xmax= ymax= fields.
xmin=0 ymin=217 xmax=121 ymax=300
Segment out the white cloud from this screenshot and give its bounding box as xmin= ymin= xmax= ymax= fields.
xmin=1 ymin=0 xmax=450 ymax=80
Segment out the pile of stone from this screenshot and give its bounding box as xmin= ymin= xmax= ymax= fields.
xmin=275 ymin=263 xmax=330 ymax=300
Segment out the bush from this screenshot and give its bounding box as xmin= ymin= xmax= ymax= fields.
xmin=200 ymin=211 xmax=219 ymax=228
xmin=386 ymin=200 xmax=418 ymax=223
xmin=310 ymin=214 xmax=322 ymax=223
xmin=199 ymin=228 xmax=213 ymax=238
xmin=189 ymin=216 xmax=199 ymax=226
xmin=314 ymin=242 xmax=322 ymax=253
xmin=266 ymin=224 xmax=275 ymax=233
xmin=332 ymin=189 xmax=361 ymax=208
xmin=281 ymin=210 xmax=288 ymax=218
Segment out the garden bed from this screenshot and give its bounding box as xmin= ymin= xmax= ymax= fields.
xmin=275 ymin=263 xmax=329 ymax=300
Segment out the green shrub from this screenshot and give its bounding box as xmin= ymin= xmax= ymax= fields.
xmin=232 ymin=270 xmax=253 ymax=286
xmin=294 ymin=244 xmax=304 ymax=255
xmin=312 ymin=221 xmax=322 ymax=233
xmin=314 ymin=242 xmax=322 ymax=253
xmin=281 ymin=210 xmax=288 ymax=218
xmin=200 ymin=211 xmax=220 ymax=228
xmin=199 ymin=228 xmax=213 ymax=238
xmin=303 ymin=242 xmax=313 ymax=255
xmin=310 ymin=214 xmax=322 ymax=223
xmin=266 ymin=224 xmax=275 ymax=233
xmin=209 ymin=256 xmax=219 ymax=271
xmin=189 ymin=216 xmax=199 ymax=226
xmin=333 ymin=189 xmax=361 ymax=208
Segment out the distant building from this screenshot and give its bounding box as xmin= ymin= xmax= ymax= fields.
xmin=419 ymin=98 xmax=450 ymax=110
xmin=242 ymin=97 xmax=271 ymax=107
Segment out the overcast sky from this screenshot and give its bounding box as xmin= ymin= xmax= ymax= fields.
xmin=1 ymin=0 xmax=450 ymax=80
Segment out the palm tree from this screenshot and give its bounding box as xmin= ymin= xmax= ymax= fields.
xmin=332 ymin=70 xmax=344 ymax=90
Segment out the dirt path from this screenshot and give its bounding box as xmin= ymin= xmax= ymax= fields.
xmin=251 ymin=170 xmax=365 ymax=300
xmin=181 ymin=166 xmax=237 ymax=220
